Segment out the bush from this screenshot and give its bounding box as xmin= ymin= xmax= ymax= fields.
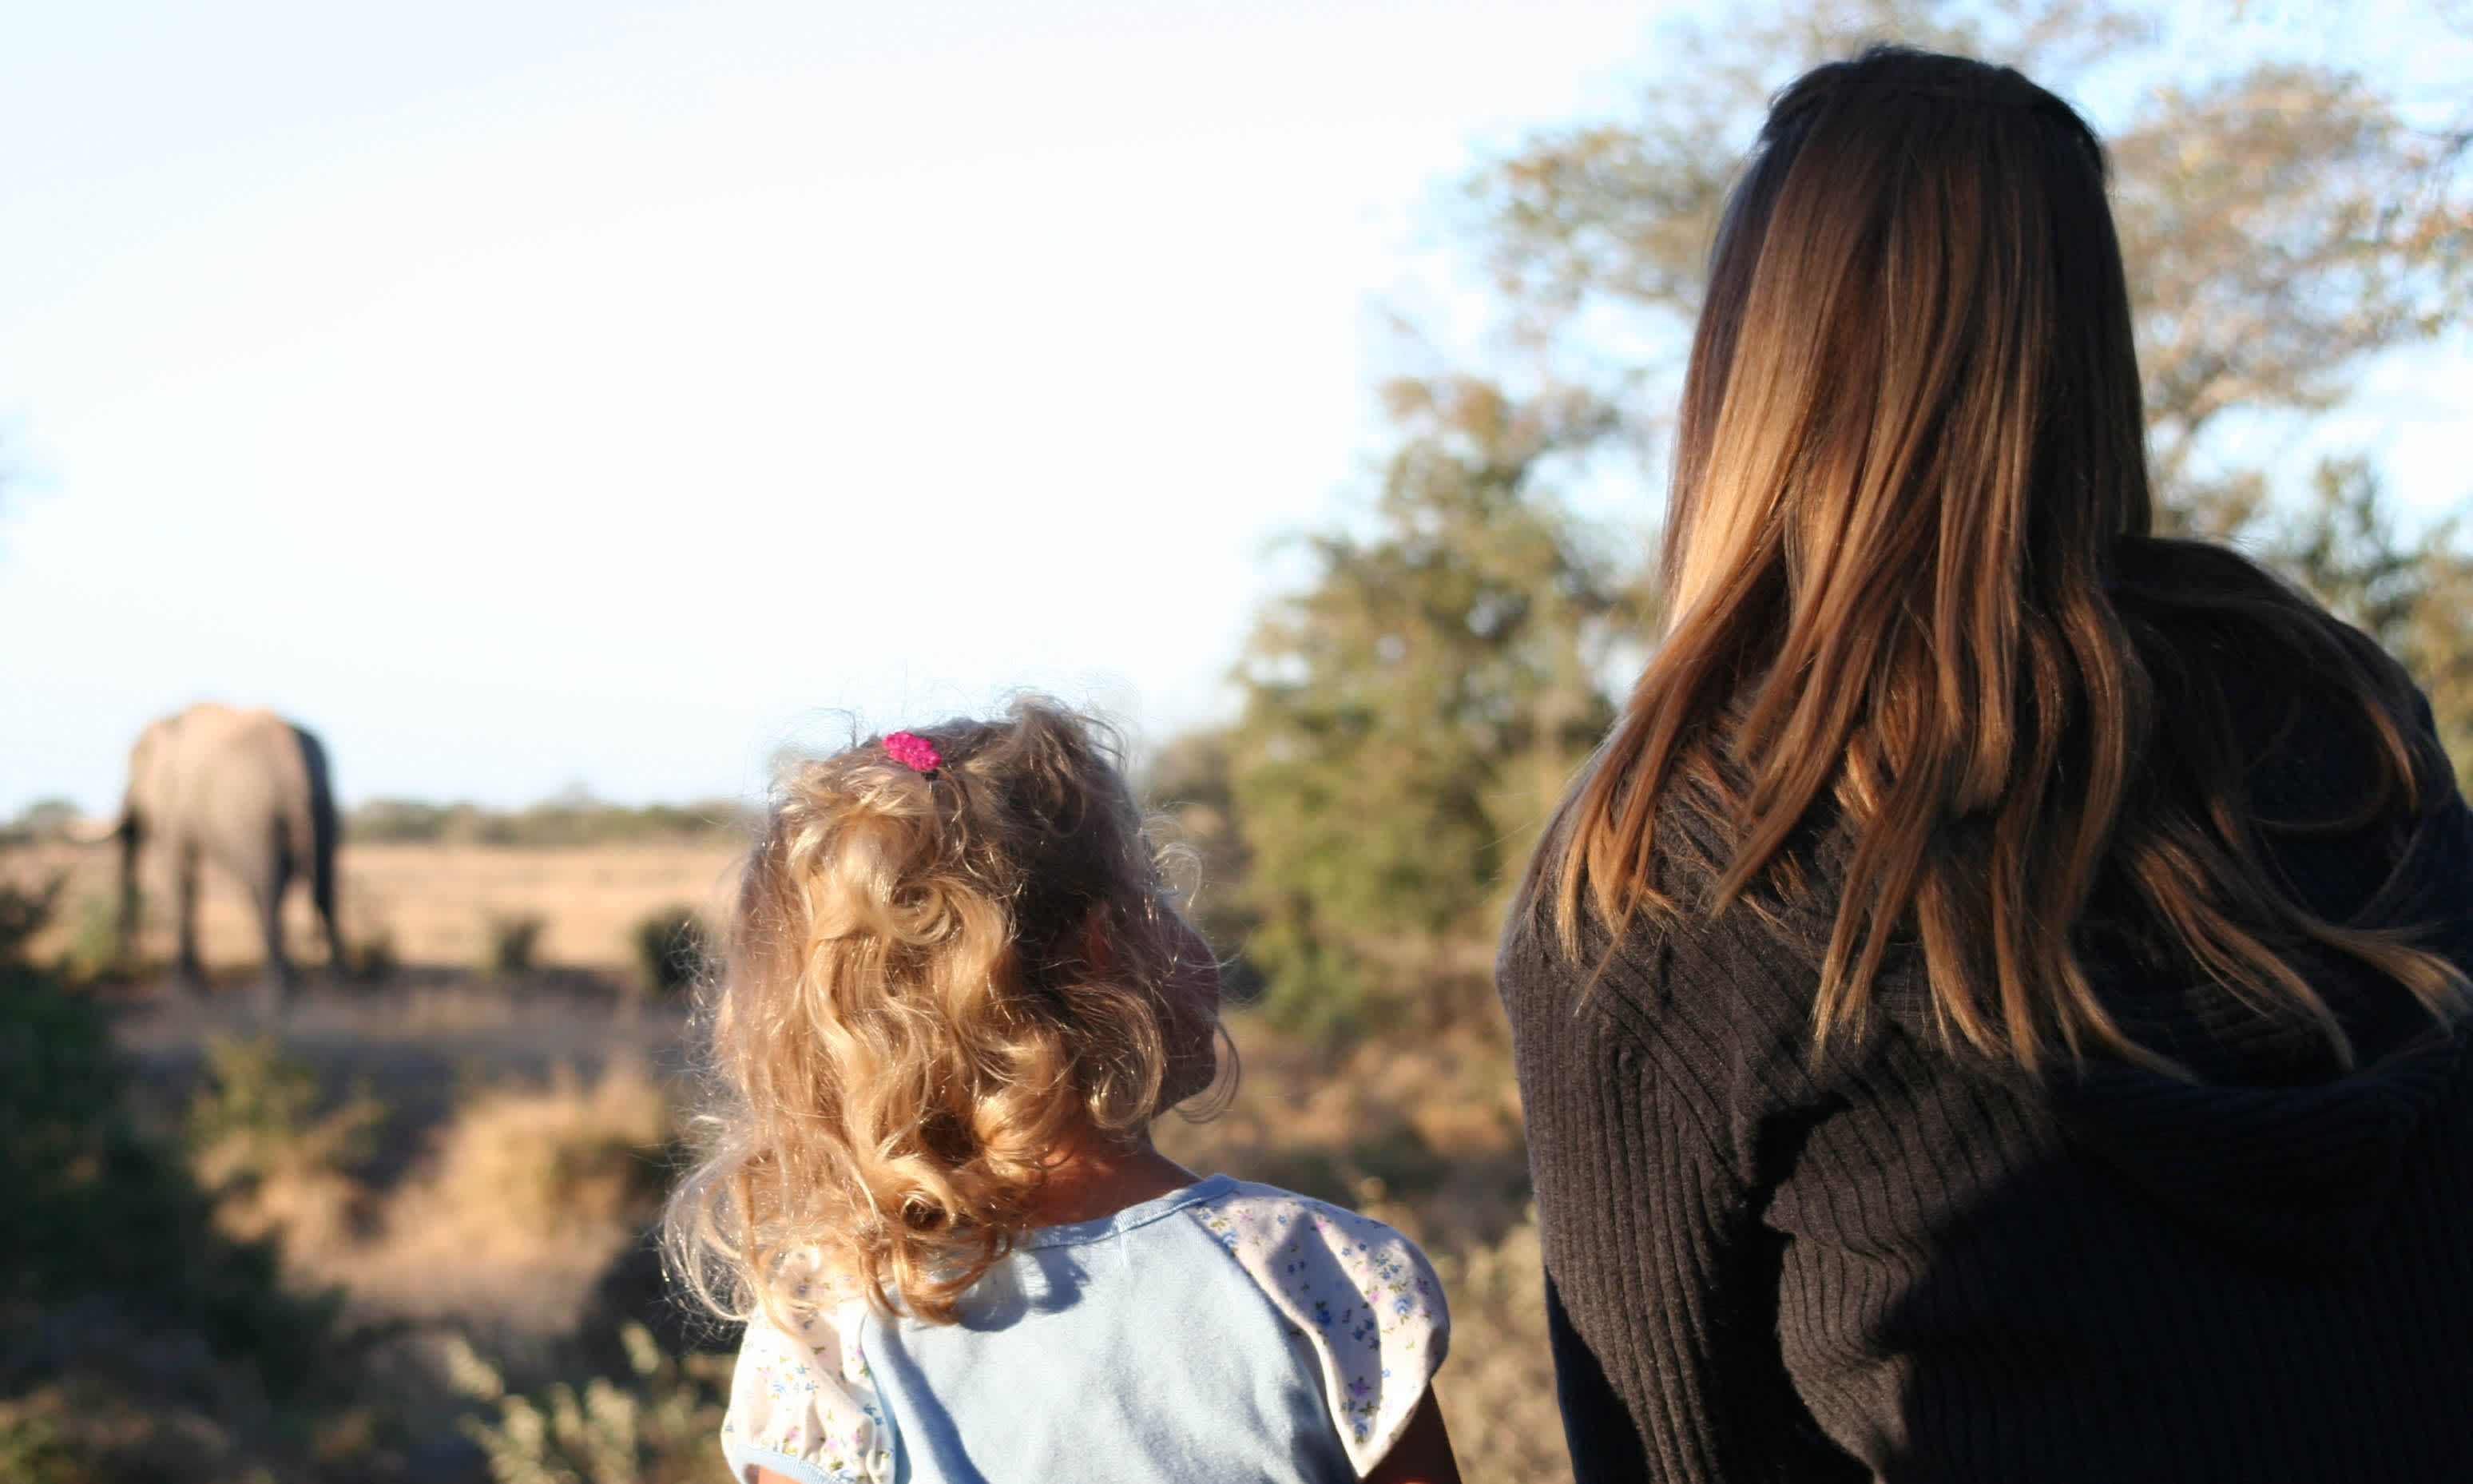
xmin=187 ymin=1034 xmax=384 ymax=1255
xmin=447 ymin=1320 xmax=728 ymax=1484
xmin=0 ymin=879 xmax=61 ymax=966
xmin=632 ymin=908 xmax=708 ymax=998
xmin=56 ymin=891 xmax=121 ymax=985
xmin=486 ymin=914 xmax=548 ymax=976
xmin=1243 ymin=918 xmax=1373 ymax=1042
xmin=0 ymin=890 xmax=337 ymax=1395
xmin=347 ymin=925 xmax=398 ymax=983
xmin=0 ymin=800 xmax=80 ymax=847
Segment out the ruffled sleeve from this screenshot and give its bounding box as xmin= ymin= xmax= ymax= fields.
xmin=1194 ymin=1183 xmax=1451 ymax=1478
xmin=718 ymin=1296 xmax=893 ymax=1484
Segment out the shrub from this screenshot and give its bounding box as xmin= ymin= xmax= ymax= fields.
xmin=348 ymin=926 xmax=398 ymax=982
xmin=447 ymin=1321 xmax=728 ymax=1484
xmin=0 ymin=878 xmax=62 ymax=966
xmin=0 ymin=889 xmax=336 ymax=1394
xmin=1242 ymin=917 xmax=1372 ymax=1041
xmin=486 ymin=914 xmax=548 ymax=976
xmin=631 ymin=907 xmax=707 ymax=998
xmin=0 ymin=799 xmax=80 ymax=847
xmin=56 ymin=891 xmax=121 ymax=984
xmin=187 ymin=1034 xmax=383 ymax=1255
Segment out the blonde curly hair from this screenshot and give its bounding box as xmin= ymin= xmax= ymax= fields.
xmin=663 ymin=698 xmax=1227 ymax=1326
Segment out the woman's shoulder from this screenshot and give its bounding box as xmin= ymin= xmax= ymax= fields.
xmin=1183 ymin=1180 xmax=1450 ymax=1475
xmin=1495 ymin=799 xmax=1836 ymax=1050
xmin=2111 ymin=536 xmax=2456 ymax=883
xmin=2109 ymin=535 xmax=2415 ymax=708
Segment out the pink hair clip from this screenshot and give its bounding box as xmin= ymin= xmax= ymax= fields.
xmin=883 ymin=730 xmax=942 ymax=774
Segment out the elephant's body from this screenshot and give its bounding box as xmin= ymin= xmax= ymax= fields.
xmin=115 ymin=702 xmax=343 ymax=1000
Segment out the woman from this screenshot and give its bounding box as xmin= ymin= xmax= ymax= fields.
xmin=1498 ymin=46 xmax=2473 ymax=1483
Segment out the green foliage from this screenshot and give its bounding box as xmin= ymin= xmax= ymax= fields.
xmin=0 ymin=891 xmax=336 ymax=1477
xmin=447 ymin=1322 xmax=728 ymax=1484
xmin=2272 ymin=456 xmax=2473 ymax=792
xmin=0 ymin=1407 xmax=77 ymax=1484
xmin=1221 ymin=379 xmax=1636 ymax=1031
xmin=347 ymin=796 xmax=756 ymax=847
xmin=0 ymin=877 xmax=61 ymax=966
xmin=54 ymin=891 xmax=122 ymax=985
xmin=0 ymin=899 xmax=335 ymax=1395
xmin=187 ymin=1034 xmax=383 ymax=1208
xmin=630 ymin=907 xmax=708 ymax=998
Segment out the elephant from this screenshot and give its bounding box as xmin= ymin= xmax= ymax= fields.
xmin=105 ymin=702 xmax=343 ymax=1002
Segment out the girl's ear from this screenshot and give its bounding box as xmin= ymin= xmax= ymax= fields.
xmin=1165 ymin=915 xmax=1221 ymax=1014
xmin=1157 ymin=912 xmax=1224 ymax=1112
xmin=1078 ymin=906 xmax=1115 ymax=976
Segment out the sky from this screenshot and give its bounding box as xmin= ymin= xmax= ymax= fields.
xmin=3 ymin=0 xmax=2467 ymax=816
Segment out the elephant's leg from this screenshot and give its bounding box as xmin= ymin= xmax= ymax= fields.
xmin=173 ymin=842 xmax=204 ymax=988
xmin=256 ymin=827 xmax=296 ymax=1014
xmin=315 ymin=869 xmax=345 ymax=975
xmin=117 ymin=816 xmax=143 ymax=973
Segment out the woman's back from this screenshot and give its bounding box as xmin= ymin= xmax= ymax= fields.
xmin=1500 ymin=584 xmax=2473 ymax=1481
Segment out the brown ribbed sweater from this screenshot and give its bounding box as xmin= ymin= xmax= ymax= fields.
xmin=1498 ymin=633 xmax=2473 ymax=1481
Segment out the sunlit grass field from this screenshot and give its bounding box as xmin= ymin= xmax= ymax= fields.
xmin=6 ymin=839 xmax=741 ymax=977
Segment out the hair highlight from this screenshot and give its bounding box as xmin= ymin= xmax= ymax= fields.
xmin=664 ymin=698 xmax=1229 ymax=1327
xmin=1547 ymin=47 xmax=2466 ymax=1073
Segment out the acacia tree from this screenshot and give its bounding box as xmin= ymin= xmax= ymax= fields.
xmin=1202 ymin=379 xmax=1635 ymax=1032
xmin=1191 ymin=0 xmax=2473 ymax=1026
xmin=1468 ymin=0 xmax=2471 ymax=527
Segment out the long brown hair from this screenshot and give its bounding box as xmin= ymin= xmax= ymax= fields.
xmin=1552 ymin=46 xmax=2466 ymax=1073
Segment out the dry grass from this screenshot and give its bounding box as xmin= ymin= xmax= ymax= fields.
xmin=269 ymin=1058 xmax=667 ymax=1335
xmin=197 ymin=1049 xmax=673 ymax=1343
xmin=1 ymin=839 xmax=740 ymax=974
xmin=346 ymin=844 xmax=737 ymax=976
xmin=1431 ymin=1216 xmax=1572 ymax=1483
xmin=329 ymin=1060 xmax=670 ymax=1339
xmin=1157 ymin=1019 xmax=1535 ymax=1248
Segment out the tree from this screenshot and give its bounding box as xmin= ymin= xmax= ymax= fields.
xmin=1208 ymin=378 xmax=1634 ymax=1033
xmin=1467 ymin=0 xmax=2471 ymax=530
xmin=2273 ymin=457 xmax=2473 ymax=776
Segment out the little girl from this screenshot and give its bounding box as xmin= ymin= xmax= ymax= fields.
xmin=665 ymin=699 xmax=1460 ymax=1484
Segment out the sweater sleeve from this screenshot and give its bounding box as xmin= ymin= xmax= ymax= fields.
xmin=1505 ymin=902 xmax=1859 ymax=1484
xmin=1522 ymin=1006 xmax=1808 ymax=1482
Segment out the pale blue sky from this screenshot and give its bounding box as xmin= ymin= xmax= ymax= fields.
xmin=3 ymin=1 xmax=2466 ymax=815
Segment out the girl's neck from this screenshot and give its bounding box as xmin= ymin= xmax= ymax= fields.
xmin=1025 ymin=1129 xmax=1200 ymax=1228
